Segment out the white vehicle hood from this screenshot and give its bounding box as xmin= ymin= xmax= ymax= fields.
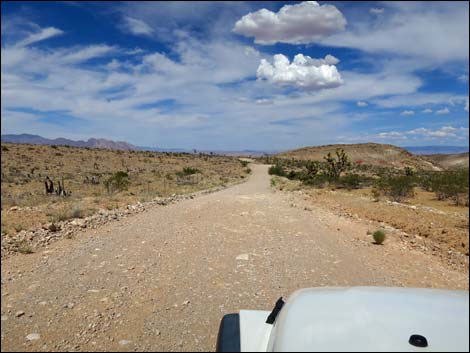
xmin=240 ymin=287 xmax=469 ymax=352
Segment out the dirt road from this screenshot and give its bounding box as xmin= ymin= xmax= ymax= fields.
xmin=1 ymin=164 xmax=467 ymax=351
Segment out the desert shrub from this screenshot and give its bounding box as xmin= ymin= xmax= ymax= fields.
xmin=13 ymin=224 xmax=24 ymax=232
xmin=287 ymin=170 xmax=299 ymax=180
xmin=176 ymin=167 xmax=200 ymax=177
xmin=404 ymin=167 xmax=415 ymax=177
xmin=372 ymin=230 xmax=386 ymax=245
xmin=245 ymin=168 xmax=252 ymax=174
xmin=268 ymin=164 xmax=286 ymax=177
xmin=71 ymin=206 xmax=84 ymax=218
xmin=104 ymin=171 xmax=129 ymax=193
xmin=427 ymin=170 xmax=469 ymax=206
xmin=16 ymin=240 xmax=33 ymax=254
xmin=1 ymin=146 xmax=9 ymax=151
xmin=337 ymin=174 xmax=364 ymax=190
xmin=416 ymin=171 xmax=433 ymax=192
xmin=304 ymin=160 xmax=321 ymax=177
xmin=377 ymin=176 xmax=414 ymax=202
xmin=302 ymin=174 xmax=331 ymax=188
xmin=48 ymin=209 xmax=71 ymax=223
xmin=371 ymin=186 xmax=381 ymax=201
xmin=240 ymin=160 xmax=249 ymax=167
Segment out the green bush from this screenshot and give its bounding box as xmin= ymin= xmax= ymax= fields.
xmin=372 ymin=230 xmax=386 ymax=245
xmin=377 ymin=176 xmax=414 ymax=202
xmin=426 ymin=170 xmax=469 ymax=206
xmin=240 ymin=160 xmax=249 ymax=167
xmin=268 ymin=164 xmax=286 ymax=177
xmin=337 ymin=174 xmax=364 ymax=190
xmin=301 ymin=174 xmax=331 ymax=188
xmin=104 ymin=171 xmax=129 ymax=193
xmin=287 ymin=170 xmax=299 ymax=180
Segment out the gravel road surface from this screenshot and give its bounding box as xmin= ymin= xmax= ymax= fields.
xmin=1 ymin=164 xmax=467 ymax=351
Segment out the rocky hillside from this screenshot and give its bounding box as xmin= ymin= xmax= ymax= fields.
xmin=423 ymin=152 xmax=469 ymax=170
xmin=276 ymin=143 xmax=441 ymax=170
xmin=1 ymin=134 xmax=137 ymax=151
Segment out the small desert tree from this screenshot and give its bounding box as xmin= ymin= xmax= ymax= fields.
xmin=324 ymin=148 xmax=351 ymax=180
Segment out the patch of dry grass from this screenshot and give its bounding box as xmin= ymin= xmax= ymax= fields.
xmin=1 ymin=143 xmax=248 ymax=235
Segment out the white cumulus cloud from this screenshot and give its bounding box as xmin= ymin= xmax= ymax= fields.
xmin=435 ymin=107 xmax=450 ymax=115
xmin=233 ymin=1 xmax=346 ymax=45
xmin=256 ymin=53 xmax=343 ymax=91
xmin=421 ymin=108 xmax=433 ymax=113
xmin=357 ymin=101 xmax=368 ymax=107
xmin=400 ymin=110 xmax=415 ymax=116
xmin=465 ymin=99 xmax=469 ymax=112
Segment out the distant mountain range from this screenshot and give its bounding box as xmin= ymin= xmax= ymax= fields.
xmin=1 ymin=134 xmax=137 ymax=151
xmin=1 ymin=134 xmax=277 ymax=155
xmin=402 ymin=145 xmax=469 ymax=155
xmin=1 ymin=134 xmax=468 ymax=157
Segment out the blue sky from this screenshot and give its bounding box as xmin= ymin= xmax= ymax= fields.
xmin=1 ymin=1 xmax=469 ymax=150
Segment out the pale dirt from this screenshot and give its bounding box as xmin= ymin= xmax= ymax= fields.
xmin=1 ymin=164 xmax=467 ymax=352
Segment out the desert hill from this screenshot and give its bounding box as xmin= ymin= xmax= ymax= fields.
xmin=423 ymin=152 xmax=469 ymax=170
xmin=276 ymin=143 xmax=441 ymax=170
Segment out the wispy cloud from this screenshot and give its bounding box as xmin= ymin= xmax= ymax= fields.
xmin=121 ymin=17 xmax=154 ymax=37
xmin=17 ymin=27 xmax=63 ymax=47
xmin=321 ymin=2 xmax=469 ymax=63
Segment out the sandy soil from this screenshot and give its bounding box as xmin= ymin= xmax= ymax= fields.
xmin=299 ymin=187 xmax=469 ymax=269
xmin=1 ymin=164 xmax=467 ymax=352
